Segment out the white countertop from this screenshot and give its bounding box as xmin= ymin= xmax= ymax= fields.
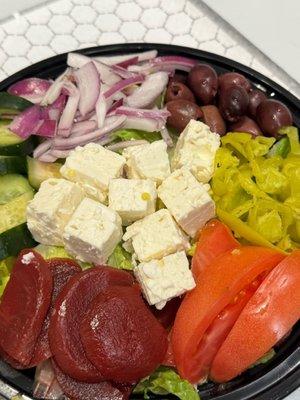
xmin=0 ymin=1 xmax=299 ymax=399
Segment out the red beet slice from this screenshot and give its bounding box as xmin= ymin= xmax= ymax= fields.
xmin=80 ymin=286 xmax=168 ymax=383
xmin=52 ymin=360 xmax=129 ymax=400
xmin=0 ymin=250 xmax=52 ymax=365
xmin=49 ymin=266 xmax=134 ymax=382
xmin=30 ymin=259 xmax=82 ymax=367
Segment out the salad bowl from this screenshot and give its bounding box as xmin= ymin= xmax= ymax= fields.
xmin=0 ymin=43 xmax=299 ymax=400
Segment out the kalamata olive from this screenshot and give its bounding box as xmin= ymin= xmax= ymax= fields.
xmin=169 ymin=72 xmax=187 ymax=85
xmin=218 ymin=84 xmax=249 ymax=122
xmin=165 ymin=81 xmax=195 ymax=103
xmin=166 ymin=99 xmax=203 ymax=132
xmin=200 ymin=105 xmax=226 ymax=136
xmin=248 ymin=89 xmax=267 ymax=118
xmin=219 ymin=72 xmax=252 ymax=92
xmin=187 ymin=64 xmax=218 ymax=105
xmin=230 ymin=116 xmax=262 ymax=136
xmin=256 ymin=99 xmax=293 ymax=136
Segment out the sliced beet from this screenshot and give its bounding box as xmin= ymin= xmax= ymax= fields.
xmin=80 ymin=286 xmax=168 ymax=383
xmin=49 ymin=266 xmax=134 ymax=382
xmin=0 ymin=250 xmax=52 ymax=365
xmin=30 ymin=259 xmax=82 ymax=367
xmin=52 ymin=360 xmax=129 ymax=400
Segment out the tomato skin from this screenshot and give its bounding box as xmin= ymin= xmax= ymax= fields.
xmin=192 ymin=219 xmax=239 ymax=279
xmin=210 ymin=250 xmax=300 ymax=383
xmin=172 ymin=246 xmax=285 ymax=383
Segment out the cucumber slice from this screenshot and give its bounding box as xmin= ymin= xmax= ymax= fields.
xmin=0 ymin=92 xmax=32 ymax=116
xmin=0 ymin=190 xmax=34 ymax=234
xmin=0 ymin=174 xmax=33 ymax=205
xmin=0 ymin=223 xmax=36 ymax=261
xmin=0 ymin=120 xmax=36 ymax=156
xmin=27 ymin=156 xmax=62 ymax=189
xmin=0 ymin=156 xmax=26 ymax=175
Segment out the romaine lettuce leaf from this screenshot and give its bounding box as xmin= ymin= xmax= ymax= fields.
xmin=0 ymin=257 xmax=15 ymax=296
xmin=114 ymin=129 xmax=161 ymax=143
xmin=133 ymin=367 xmax=200 ymax=400
xmin=107 ymin=244 xmax=133 ymax=270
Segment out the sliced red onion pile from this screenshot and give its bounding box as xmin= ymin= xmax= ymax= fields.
xmin=8 ymin=50 xmax=199 ymax=162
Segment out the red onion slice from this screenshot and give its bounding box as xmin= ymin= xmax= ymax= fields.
xmin=114 ymin=106 xmax=170 ymax=120
xmin=40 ymin=69 xmax=70 ymax=106
xmin=36 ymin=119 xmax=57 ymax=137
xmin=67 ymin=53 xmax=120 ymax=85
xmin=110 ymin=64 xmax=140 ymax=79
xmin=8 ymin=78 xmax=51 ymax=104
xmin=57 ymin=82 xmax=79 ymax=137
xmin=106 ymin=140 xmax=148 ymax=151
xmin=126 ymin=71 xmax=169 ymax=108
xmin=104 ymin=75 xmax=144 ymax=99
xmin=107 ymin=98 xmax=123 ymax=115
xmin=53 ymin=115 xmax=126 ymax=149
xmin=71 ymin=120 xmax=97 ymax=135
xmin=74 ymin=61 xmax=100 ymax=117
xmin=38 ymin=151 xmax=57 ymax=163
xmin=115 ymin=56 xmax=139 ymax=69
xmin=95 ymin=50 xmax=158 ymax=65
xmin=95 ymin=93 xmax=108 ymax=128
xmin=160 ymin=126 xmax=174 ymax=147
xmin=9 ymin=105 xmax=42 ymax=139
xmin=33 ymin=359 xmax=64 ymax=400
xmin=123 ymin=116 xmax=165 ymax=132
xmin=33 ymin=140 xmax=52 ymax=158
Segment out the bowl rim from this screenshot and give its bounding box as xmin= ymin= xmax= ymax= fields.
xmin=0 ymin=42 xmax=299 ymax=400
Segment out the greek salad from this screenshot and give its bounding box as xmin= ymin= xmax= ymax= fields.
xmin=0 ymin=49 xmax=299 ymax=400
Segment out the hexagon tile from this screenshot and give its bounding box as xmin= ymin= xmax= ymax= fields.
xmin=0 ymin=0 xmax=298 ymax=96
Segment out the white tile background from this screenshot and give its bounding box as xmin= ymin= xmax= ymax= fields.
xmin=0 ymin=1 xmax=299 ymax=399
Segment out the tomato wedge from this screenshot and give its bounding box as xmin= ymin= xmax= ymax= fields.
xmin=210 ymin=250 xmax=300 ymax=382
xmin=192 ymin=220 xmax=240 ymax=279
xmin=172 ymin=246 xmax=284 ymax=383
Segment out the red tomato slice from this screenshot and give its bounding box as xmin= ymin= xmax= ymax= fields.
xmin=172 ymin=246 xmax=284 ymax=383
xmin=192 ymin=220 xmax=240 ymax=279
xmin=210 ymin=250 xmax=300 ymax=382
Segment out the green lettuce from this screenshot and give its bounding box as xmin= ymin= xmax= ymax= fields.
xmin=133 ymin=367 xmax=200 ymax=400
xmin=107 ymin=244 xmax=133 ymax=270
xmin=35 ymin=245 xmax=91 ymax=269
xmin=114 ymin=129 xmax=161 ymax=143
xmin=251 ymin=348 xmax=275 ymax=367
xmin=0 ymin=257 xmax=14 ymax=296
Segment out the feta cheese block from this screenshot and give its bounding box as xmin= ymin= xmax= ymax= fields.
xmin=123 ymin=209 xmax=190 ymax=262
xmin=63 ymin=197 xmax=122 ymax=264
xmin=60 ymin=143 xmax=126 ymax=202
xmin=171 ymin=119 xmax=220 ymax=183
xmin=27 ymin=178 xmax=85 ymax=246
xmin=134 ymin=251 xmax=196 ymax=309
xmin=123 ymin=140 xmax=170 ymax=184
xmin=109 ymin=178 xmax=157 ymax=225
xmin=157 ymin=168 xmax=215 ymax=237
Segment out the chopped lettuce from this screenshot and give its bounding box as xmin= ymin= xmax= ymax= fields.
xmin=114 ymin=129 xmax=161 ymax=143
xmin=0 ymin=257 xmax=14 ymax=296
xmin=133 ymin=367 xmax=200 ymax=400
xmin=35 ymin=245 xmax=91 ymax=269
xmin=268 ymin=137 xmax=290 ymax=158
xmin=107 ymin=244 xmax=133 ymax=270
xmin=212 ymin=129 xmax=300 ymax=252
xmin=251 ymin=348 xmax=275 ymax=367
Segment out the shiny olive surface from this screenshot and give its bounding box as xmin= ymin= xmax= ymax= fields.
xmin=165 ymin=81 xmax=195 ymax=103
xmin=187 ymin=64 xmax=218 ymax=105
xmin=256 ymin=99 xmax=293 ymax=136
xmin=230 ymin=116 xmax=262 ymax=136
xmin=248 ymin=89 xmax=267 ymax=118
xmin=219 ymin=72 xmax=252 ymax=92
xmin=166 ymin=99 xmax=203 ymax=132
xmin=169 ymin=72 xmax=187 ymax=85
xmin=218 ymin=84 xmax=249 ymax=122
xmin=200 ymin=105 xmax=226 ymax=136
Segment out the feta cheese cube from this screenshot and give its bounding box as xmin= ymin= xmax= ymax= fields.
xmin=123 ymin=140 xmax=170 ymax=184
xmin=63 ymin=197 xmax=122 ymax=264
xmin=134 ymin=251 xmax=195 ymax=309
xmin=27 ymin=178 xmax=85 ymax=246
xmin=171 ymin=120 xmax=220 ymax=183
xmin=109 ymin=178 xmax=157 ymax=225
xmin=60 ymin=143 xmax=126 ymax=202
xmin=157 ymin=168 xmax=215 ymax=237
xmin=123 ymin=209 xmax=190 ymax=262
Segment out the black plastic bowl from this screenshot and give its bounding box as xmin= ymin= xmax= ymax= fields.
xmin=0 ymin=43 xmax=299 ymax=400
